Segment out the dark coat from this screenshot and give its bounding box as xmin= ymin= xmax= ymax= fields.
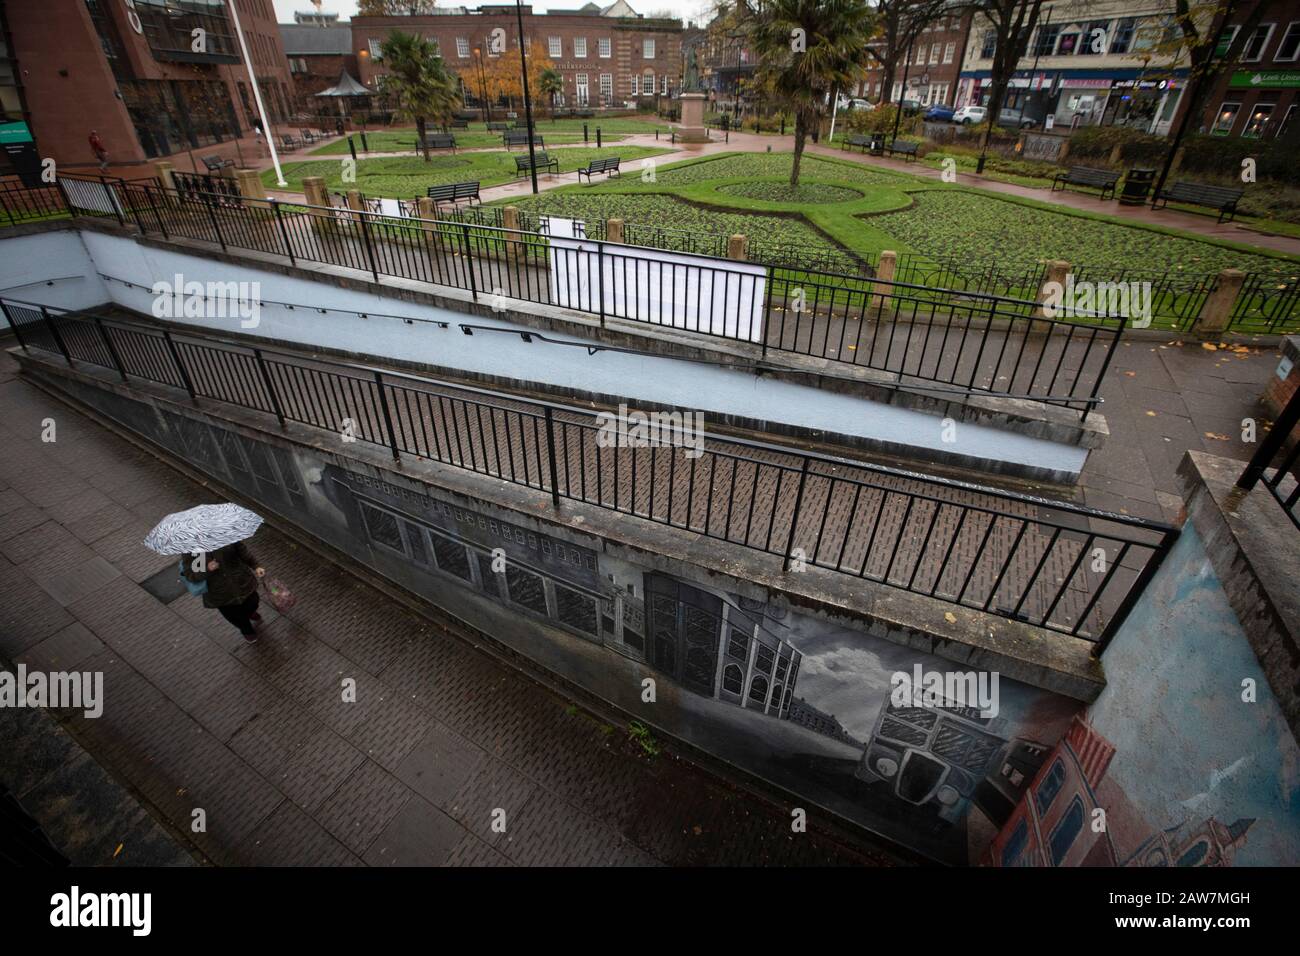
xmin=182 ymin=541 xmax=260 ymax=609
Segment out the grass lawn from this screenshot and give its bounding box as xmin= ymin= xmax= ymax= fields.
xmin=261 ymin=145 xmax=672 ymax=199
xmin=308 ymin=117 xmax=667 ymax=156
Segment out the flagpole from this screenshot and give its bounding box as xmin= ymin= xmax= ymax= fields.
xmin=226 ymin=0 xmax=287 ymax=186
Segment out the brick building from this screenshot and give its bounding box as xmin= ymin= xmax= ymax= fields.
xmin=1195 ymin=0 xmax=1300 ymax=139
xmin=859 ymin=10 xmax=975 ymax=108
xmin=281 ymin=11 xmax=358 ymax=105
xmin=1 ymin=0 xmax=293 ymax=172
xmin=350 ymin=3 xmax=682 ymax=111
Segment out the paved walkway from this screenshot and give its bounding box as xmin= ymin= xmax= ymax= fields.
xmin=0 ymin=349 xmax=898 ymax=867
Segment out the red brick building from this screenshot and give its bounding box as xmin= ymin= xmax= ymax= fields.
xmin=1195 ymin=0 xmax=1300 ymax=139
xmin=858 ymin=10 xmax=974 ymax=108
xmin=351 ymin=3 xmax=683 ymax=111
xmin=2 ymin=0 xmax=294 ymax=173
xmin=282 ymin=12 xmax=358 ymax=106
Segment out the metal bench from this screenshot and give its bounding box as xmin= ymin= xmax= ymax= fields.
xmin=414 ymin=133 xmax=457 ymax=153
xmin=1152 ymin=180 xmax=1244 ymax=223
xmin=515 ymin=151 xmax=559 ymax=177
xmin=279 ymin=134 xmax=304 ymax=152
xmin=503 ymin=130 xmax=544 ymax=149
xmin=427 ymin=180 xmax=481 ymax=210
xmin=841 ymin=133 xmax=873 ymax=153
xmin=884 ymin=138 xmax=919 ymax=162
xmin=447 ymin=119 xmax=470 ymax=130
xmin=577 ymin=156 xmax=621 ymax=183
xmin=1051 ymin=165 xmax=1120 ymax=201
xmin=200 ymin=154 xmax=235 ymax=174
xmin=485 ymin=121 xmax=513 ymax=132
xmin=574 ymin=109 xmax=595 ymax=119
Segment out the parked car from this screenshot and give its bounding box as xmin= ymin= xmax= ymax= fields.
xmin=849 ymin=98 xmax=874 ymax=111
xmin=900 ymin=99 xmax=923 ymax=115
xmin=997 ymin=108 xmax=1038 ymax=129
xmin=953 ymin=105 xmax=987 ymax=125
xmin=924 ymin=104 xmax=956 ymax=122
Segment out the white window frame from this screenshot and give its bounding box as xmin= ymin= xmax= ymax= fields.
xmin=548 ymin=36 xmax=562 ymax=58
xmin=1242 ymin=101 xmax=1275 ymax=137
xmin=1212 ymin=100 xmax=1241 ymax=135
xmin=915 ymin=46 xmax=926 ymax=65
xmin=929 ymin=42 xmax=941 ymax=64
xmin=574 ymin=37 xmax=587 ymax=58
xmin=1242 ymin=22 xmax=1276 ymax=62
xmin=599 ymin=72 xmax=612 ymax=99
xmin=1277 ymin=21 xmax=1300 ymax=61
xmin=368 ymin=38 xmax=383 ymax=61
xmin=643 ymin=71 xmax=654 ymax=95
xmin=661 ymin=74 xmax=668 ymax=95
xmin=456 ymin=37 xmax=470 ymax=58
xmin=643 ymin=38 xmax=655 ymax=58
xmin=575 ymin=73 xmax=589 ymax=105
xmin=630 ymin=74 xmax=639 ymax=96
xmin=943 ymin=41 xmax=955 ymax=64
xmin=599 ymin=37 xmax=611 ymax=58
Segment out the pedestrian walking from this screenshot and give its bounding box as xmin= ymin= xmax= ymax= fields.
xmin=88 ymin=130 xmax=109 ymax=172
xmin=182 ymin=542 xmax=267 ymax=642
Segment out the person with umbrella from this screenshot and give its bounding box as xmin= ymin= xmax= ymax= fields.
xmin=144 ymin=504 xmax=270 ymax=643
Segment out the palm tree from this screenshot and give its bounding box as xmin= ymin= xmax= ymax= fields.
xmin=378 ymin=31 xmax=461 ymax=162
xmin=748 ymin=0 xmax=877 ymax=186
xmin=538 ymin=67 xmax=564 ymax=116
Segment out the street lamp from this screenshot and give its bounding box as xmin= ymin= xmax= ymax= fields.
xmin=473 ymin=49 xmax=491 ymax=122
xmin=514 ymin=0 xmax=539 ymax=195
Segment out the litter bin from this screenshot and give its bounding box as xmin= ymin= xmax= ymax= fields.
xmin=869 ymin=132 xmax=886 ymax=155
xmin=1120 ymin=167 xmax=1156 ymax=206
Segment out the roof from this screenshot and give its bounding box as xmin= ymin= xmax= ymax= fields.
xmin=315 ymin=72 xmax=372 ymax=97
xmin=278 ymin=24 xmax=353 ymax=56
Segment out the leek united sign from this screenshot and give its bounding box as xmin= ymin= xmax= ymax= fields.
xmin=541 ymin=217 xmax=767 ymax=344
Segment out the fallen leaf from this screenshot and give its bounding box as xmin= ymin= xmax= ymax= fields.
xmin=1146 ymin=410 xmax=1157 ymax=416
xmin=113 ymin=844 xmax=123 ymax=858
xmin=1201 ymin=343 xmax=1218 ymax=351
xmin=1124 ymin=370 xmax=1136 ymax=377
xmin=944 ymin=612 xmax=957 ymax=623
xmin=1205 ymin=433 xmax=1229 ymax=440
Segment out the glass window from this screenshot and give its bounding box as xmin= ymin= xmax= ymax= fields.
xmin=548 ymin=36 xmax=561 ymax=58
xmin=980 ymin=32 xmax=996 ymax=59
xmin=1213 ymin=25 xmax=1239 ymax=58
xmin=456 ymin=37 xmax=469 ymax=58
xmin=599 ymin=37 xmax=611 ymax=57
xmin=754 ymin=644 xmax=774 ymax=675
xmin=1213 ymin=101 xmax=1241 ymax=135
xmin=1057 ymin=31 xmax=1079 ymax=55
xmin=1243 ymin=23 xmax=1274 ymax=61
xmin=929 ymin=42 xmax=940 ymax=64
xmin=1001 ymin=819 xmax=1029 ymax=866
xmin=555 ymin=584 xmax=599 ymax=636
xmin=361 ymin=503 xmax=403 ymax=552
xmin=1035 ymin=759 xmax=1066 ymax=815
xmin=727 ymin=629 xmax=749 ymax=661
xmin=915 ymin=45 xmax=925 ymax=65
xmin=1048 ymin=797 xmax=1085 ymax=866
xmin=943 ymin=41 xmax=955 ymax=64
xmin=369 ymin=38 xmax=383 ymax=61
xmin=600 ymin=73 xmax=612 ymax=99
xmin=643 ymin=38 xmax=655 ymax=58
xmin=574 ymin=37 xmax=587 ymax=58
xmin=1110 ymin=18 xmax=1136 ymax=54
xmin=643 ymin=72 xmax=654 ymax=95
xmin=1243 ymin=102 xmax=1274 ymax=137
xmin=430 ymin=531 xmax=472 ymax=581
xmin=630 ymin=74 xmax=639 ymax=96
xmin=1079 ymin=21 xmax=1110 ymax=55
xmin=1277 ymin=22 xmax=1300 ymax=61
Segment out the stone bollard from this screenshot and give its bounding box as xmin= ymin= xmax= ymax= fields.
xmin=1036 ymin=259 xmax=1071 ymax=319
xmin=301 ymin=176 xmax=335 ymax=233
xmin=153 ymin=160 xmax=176 ymax=192
xmin=727 ymin=234 xmax=747 ymax=261
xmin=870 ymin=250 xmax=897 ymax=310
xmin=415 ymin=196 xmax=450 ymax=253
xmin=1108 ymin=143 xmax=1124 ymax=167
xmin=1193 ymin=268 xmax=1246 ymax=339
xmin=235 ymin=168 xmax=268 ymax=208
xmin=346 ymin=189 xmax=365 ymax=213
xmin=606 ymin=218 xmax=624 ymax=244
xmin=501 ymin=205 xmax=522 ymax=264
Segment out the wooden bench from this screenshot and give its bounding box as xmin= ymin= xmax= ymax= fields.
xmin=1152 ymin=180 xmax=1244 ymax=223
xmin=515 ymin=151 xmax=559 ymax=177
xmin=445 ymin=119 xmax=470 ymax=130
xmin=577 ymin=156 xmax=621 ymax=183
xmin=200 ymin=154 xmax=234 ymax=174
xmin=503 ymin=130 xmax=544 ymax=149
xmin=1051 ymin=165 xmax=1120 ymax=201
xmin=884 ymin=139 xmax=919 ymax=162
xmin=485 ymin=121 xmax=513 ymax=132
xmin=841 ymin=133 xmax=873 ymax=153
xmin=427 ymin=181 xmax=481 ymax=210
xmin=279 ymin=134 xmax=304 ymax=152
xmin=414 ymin=133 xmax=457 ymax=153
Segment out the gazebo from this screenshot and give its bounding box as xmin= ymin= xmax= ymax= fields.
xmin=314 ymin=71 xmax=374 ymax=121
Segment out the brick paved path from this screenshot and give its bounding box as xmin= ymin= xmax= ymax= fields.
xmin=0 ymin=350 xmax=899 ymax=866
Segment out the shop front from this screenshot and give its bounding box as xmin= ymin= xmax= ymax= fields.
xmin=1209 ymin=69 xmax=1300 ymax=139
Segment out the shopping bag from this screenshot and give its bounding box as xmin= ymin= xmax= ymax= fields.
xmin=261 ymin=576 xmax=296 ymax=613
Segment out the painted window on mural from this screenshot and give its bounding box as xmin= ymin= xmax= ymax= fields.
xmin=722 ymin=663 xmax=743 ymax=695
xmin=402 ymin=520 xmax=429 ymax=567
xmin=1048 ymin=796 xmax=1085 ymax=866
xmin=430 ymin=529 xmax=473 ymax=581
xmin=1001 ymin=819 xmax=1029 ymax=866
xmin=1035 ymin=758 xmax=1066 ymax=816
xmin=555 ymin=584 xmax=598 ymax=636
xmin=749 ymin=674 xmax=769 ymax=705
xmin=361 ymin=502 xmax=404 ymax=552
xmin=506 ymin=564 xmax=549 ymax=615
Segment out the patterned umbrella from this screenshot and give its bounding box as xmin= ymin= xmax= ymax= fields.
xmin=142 ymin=503 xmax=264 ymax=555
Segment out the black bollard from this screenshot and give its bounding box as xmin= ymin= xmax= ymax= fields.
xmin=596 ymin=127 xmax=602 ymax=148
xmin=348 ymin=136 xmax=357 ymax=162
xmin=583 ymin=123 xmax=588 ymax=144
xmin=360 ymin=131 xmax=369 ymax=153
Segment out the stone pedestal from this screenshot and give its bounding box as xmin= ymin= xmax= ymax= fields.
xmin=677 ymin=93 xmax=709 ymax=143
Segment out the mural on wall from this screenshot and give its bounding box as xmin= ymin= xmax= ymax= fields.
xmin=56 ymin=381 xmax=1088 ymax=864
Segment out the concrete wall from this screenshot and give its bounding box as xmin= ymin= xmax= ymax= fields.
xmin=0 ymin=231 xmax=108 ymax=327
xmin=52 ymin=229 xmax=1090 ymax=478
xmin=34 ymin=365 xmax=1088 ymax=864
xmin=983 ymin=522 xmax=1300 ymax=866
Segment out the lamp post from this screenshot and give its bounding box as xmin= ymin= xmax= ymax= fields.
xmin=473 ymin=49 xmax=491 ymax=122
xmin=514 ymin=0 xmax=539 ymax=195
xmin=225 ymin=0 xmax=286 ymax=185
xmin=892 ymin=41 xmax=912 ymax=144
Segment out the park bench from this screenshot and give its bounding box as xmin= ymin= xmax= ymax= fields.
xmin=574 ymin=109 xmax=595 ymax=119
xmin=1051 ymin=165 xmax=1120 ymax=201
xmin=515 ymin=151 xmax=559 ymax=178
xmin=299 ymin=128 xmax=321 ymax=144
xmin=279 ymin=134 xmax=304 ymax=152
xmin=200 ymin=154 xmax=235 ymax=174
xmin=884 ymin=139 xmax=919 ymax=162
xmin=503 ymin=129 xmax=544 ymax=148
xmin=840 ymin=133 xmax=873 ymax=153
xmin=448 ymin=119 xmax=470 ymax=130
xmin=414 ymin=133 xmax=457 ymax=153
xmin=1151 ymin=180 xmax=1244 ymax=223
xmin=577 ymin=156 xmax=621 ymax=183
xmin=427 ymin=181 xmax=481 ymax=210
xmin=486 ymin=121 xmax=513 ymax=132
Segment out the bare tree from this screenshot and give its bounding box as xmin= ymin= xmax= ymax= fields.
xmin=966 ymin=0 xmax=1046 ymax=168
xmin=866 ymin=0 xmax=950 ymax=106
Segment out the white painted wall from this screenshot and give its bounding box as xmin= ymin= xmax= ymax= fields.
xmin=0 ymin=231 xmax=109 ymax=323
xmin=22 ymin=230 xmax=1088 ymax=476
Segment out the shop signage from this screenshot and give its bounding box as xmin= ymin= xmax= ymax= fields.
xmin=1229 ymin=70 xmax=1300 ymax=89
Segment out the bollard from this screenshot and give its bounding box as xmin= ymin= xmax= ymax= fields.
xmin=348 ymin=136 xmax=357 ymax=162
xmin=502 ymin=205 xmax=521 ymax=264
xmin=302 ymin=175 xmax=335 ymax=233
xmin=596 ymin=127 xmax=602 ymax=148
xmin=1035 ymin=260 xmax=1071 ymax=319
xmin=360 ymin=131 xmax=369 ymax=153
xmin=727 ymin=234 xmax=747 ymax=261
xmin=235 ymin=168 xmax=269 ymax=208
xmin=870 ymin=251 xmax=897 ymax=310
xmin=1193 ymin=268 xmax=1247 ymax=339
xmin=606 ymin=218 xmax=624 ymax=244
xmin=583 ymin=123 xmax=588 ymax=144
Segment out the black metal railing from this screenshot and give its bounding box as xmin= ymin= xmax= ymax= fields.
xmin=1236 ymin=384 xmax=1300 ymax=530
xmin=2 ymin=298 xmax=1179 ymax=650
xmin=0 ymin=179 xmax=69 ymax=226
xmin=84 ymin=179 xmax=1120 ymax=414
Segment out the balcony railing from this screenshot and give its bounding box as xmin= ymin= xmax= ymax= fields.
xmin=1 ymin=299 xmax=1179 ymax=650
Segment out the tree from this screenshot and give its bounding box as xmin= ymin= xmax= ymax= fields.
xmin=480 ymin=41 xmax=555 ymax=112
xmin=866 ymin=0 xmax=949 ymax=108
xmin=538 ymin=67 xmax=564 ymax=115
xmin=748 ymin=0 xmax=878 ymax=185
xmin=357 ymin=0 xmax=440 ymax=14
xmin=968 ymin=0 xmax=1046 ymax=170
xmin=378 ymin=31 xmax=460 ymax=161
